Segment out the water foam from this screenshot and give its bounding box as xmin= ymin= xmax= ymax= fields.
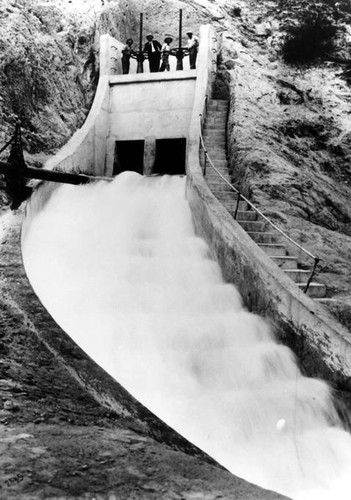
xmin=22 ymin=172 xmax=351 ymax=499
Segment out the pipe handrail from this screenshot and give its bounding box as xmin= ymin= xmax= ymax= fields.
xmin=198 ymin=101 xmax=320 ymax=292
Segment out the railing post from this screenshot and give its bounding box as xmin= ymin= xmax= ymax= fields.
xmin=233 ymin=191 xmax=241 ymax=219
xmin=137 ymin=13 xmax=144 ymax=73
xmin=304 ymin=257 xmax=320 ymax=294
xmin=176 ymin=9 xmax=184 ymax=71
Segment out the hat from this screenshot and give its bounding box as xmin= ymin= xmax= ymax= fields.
xmin=126 ymin=38 xmax=133 ymax=44
xmin=146 ymin=34 xmax=154 ymax=40
xmin=186 ymin=30 xmax=193 ymax=34
xmin=164 ymin=36 xmax=173 ymax=43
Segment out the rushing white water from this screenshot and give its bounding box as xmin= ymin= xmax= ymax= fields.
xmin=22 ymin=172 xmax=351 ymax=499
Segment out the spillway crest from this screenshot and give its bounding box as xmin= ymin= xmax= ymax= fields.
xmin=22 ymin=172 xmax=351 ymax=499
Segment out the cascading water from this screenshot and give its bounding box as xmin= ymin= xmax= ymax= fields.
xmin=22 ymin=172 xmax=351 ymax=499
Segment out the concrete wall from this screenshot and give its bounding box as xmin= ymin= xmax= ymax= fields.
xmin=186 ymin=30 xmax=351 ymax=393
xmin=46 ymin=33 xmax=197 ymax=177
xmin=44 ymin=34 xmax=115 ymax=176
xmin=106 ymin=72 xmax=196 ymax=175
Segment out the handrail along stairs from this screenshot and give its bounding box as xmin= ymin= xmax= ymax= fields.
xmin=199 ymin=97 xmax=320 ymax=295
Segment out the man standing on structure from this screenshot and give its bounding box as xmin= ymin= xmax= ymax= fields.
xmin=143 ymin=34 xmax=162 ymax=72
xmin=160 ymin=36 xmax=173 ymax=71
xmin=186 ymin=31 xmax=199 ymax=69
xmin=121 ymin=38 xmax=135 ymax=74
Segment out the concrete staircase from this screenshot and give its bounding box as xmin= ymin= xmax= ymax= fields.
xmin=201 ymin=99 xmax=326 ymax=299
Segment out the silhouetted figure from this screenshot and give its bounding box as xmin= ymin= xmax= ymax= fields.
xmin=160 ymin=36 xmax=173 ymax=71
xmin=121 ymin=38 xmax=135 ymax=74
xmin=143 ymin=34 xmax=162 ymax=73
xmin=186 ymin=30 xmax=199 ymax=69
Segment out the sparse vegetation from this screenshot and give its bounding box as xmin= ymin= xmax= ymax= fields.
xmin=275 ymin=0 xmax=351 ymax=66
xmin=277 ymin=0 xmax=343 ymax=63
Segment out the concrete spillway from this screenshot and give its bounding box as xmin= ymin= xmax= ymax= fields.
xmin=22 ymin=172 xmax=351 ymax=500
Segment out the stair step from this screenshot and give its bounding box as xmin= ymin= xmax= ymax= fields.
xmin=222 ymin=199 xmax=249 ymax=211
xmin=204 ymin=159 xmax=228 ymax=168
xmin=203 ymin=136 xmax=226 ymax=142
xmin=203 ymin=163 xmax=231 ymax=173
xmin=297 ymin=283 xmax=326 ymax=299
xmin=204 ymin=119 xmax=227 ymax=125
xmin=205 ymin=166 xmax=230 ymax=174
xmin=271 ymin=255 xmax=298 ymax=269
xmin=205 ymin=175 xmax=231 ymax=184
xmin=205 ymin=118 xmax=227 ymax=125
xmin=209 ymin=173 xmax=236 ymax=181
xmin=204 ymin=141 xmax=226 ymax=148
xmin=206 ymin=172 xmax=232 ymax=182
xmin=206 ymin=181 xmax=235 ymax=192
xmin=211 ymin=190 xmax=240 ymax=201
xmin=238 ymin=220 xmax=266 ymax=232
xmin=247 ymin=232 xmax=276 ymax=244
xmin=204 ymin=141 xmax=226 ymax=147
xmin=203 ymin=128 xmax=226 ymax=134
xmin=208 ymin=100 xmax=229 ymax=108
xmin=258 ymin=244 xmax=287 ymax=256
xmin=205 ymin=111 xmax=228 ymax=118
xmin=235 ymin=210 xmax=257 ymax=221
xmin=284 ymin=269 xmax=312 ymax=283
xmin=205 ymin=111 xmax=228 ymax=117
xmin=207 ymin=175 xmax=233 ymax=184
xmin=207 ymin=107 xmax=228 ymax=113
xmin=206 ymin=111 xmax=228 ymax=118
xmin=205 ymin=156 xmax=227 ymax=163
xmin=203 ymin=132 xmax=226 ymax=138
xmin=205 ymin=113 xmax=228 ymax=120
xmin=204 ymin=150 xmax=227 ymax=158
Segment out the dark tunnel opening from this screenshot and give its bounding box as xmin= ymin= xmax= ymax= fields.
xmin=154 ymin=138 xmax=186 ymax=175
xmin=113 ymin=140 xmax=145 ymax=175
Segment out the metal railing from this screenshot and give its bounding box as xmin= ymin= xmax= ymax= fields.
xmin=198 ymin=98 xmax=320 ymax=294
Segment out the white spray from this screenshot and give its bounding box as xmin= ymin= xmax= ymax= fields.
xmin=22 ymin=172 xmax=351 ymax=499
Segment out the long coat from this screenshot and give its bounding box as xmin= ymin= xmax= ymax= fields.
xmin=143 ymin=40 xmax=162 ymax=72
